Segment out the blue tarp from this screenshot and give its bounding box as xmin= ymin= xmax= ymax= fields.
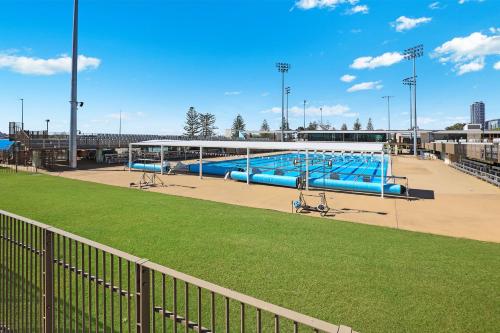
xmin=0 ymin=140 xmax=13 ymax=151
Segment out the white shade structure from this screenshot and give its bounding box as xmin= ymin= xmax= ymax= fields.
xmin=129 ymin=140 xmax=388 ymax=197
xmin=130 ymin=140 xmax=384 ymax=153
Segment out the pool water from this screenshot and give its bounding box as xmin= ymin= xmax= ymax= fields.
xmin=187 ymin=153 xmax=404 ymax=195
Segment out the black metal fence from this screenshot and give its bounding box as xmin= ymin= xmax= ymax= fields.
xmin=0 ymin=210 xmax=356 ymax=333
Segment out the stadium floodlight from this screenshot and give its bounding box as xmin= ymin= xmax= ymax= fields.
xmin=382 ymin=96 xmax=394 ymax=142
xmin=303 ymin=100 xmax=307 ymax=129
xmin=403 ymin=44 xmax=423 ymax=156
xmin=276 ymin=62 xmax=291 ymax=141
xmin=19 ymin=98 xmax=24 ymax=131
xmin=285 ymin=86 xmax=291 ymax=131
xmin=45 ymin=119 xmax=50 ymax=134
xmin=69 ymin=0 xmax=80 ymax=168
xmin=402 ymin=76 xmax=416 ymax=132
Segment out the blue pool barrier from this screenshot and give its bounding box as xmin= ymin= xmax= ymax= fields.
xmin=129 ymin=162 xmax=169 ymax=173
xmin=186 ymin=153 xmax=405 ymax=195
xmin=230 ymin=171 xmax=299 ymax=188
xmin=188 ymin=163 xmax=242 ymax=176
xmin=309 ymin=178 xmax=405 ymax=195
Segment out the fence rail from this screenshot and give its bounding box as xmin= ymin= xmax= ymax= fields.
xmin=0 ymin=210 xmax=356 ymax=333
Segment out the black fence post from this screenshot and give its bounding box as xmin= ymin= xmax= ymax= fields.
xmin=44 ymin=229 xmax=54 ymax=333
xmin=135 ymin=260 xmax=150 ymax=333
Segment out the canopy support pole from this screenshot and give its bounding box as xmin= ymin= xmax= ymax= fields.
xmin=381 ymin=151 xmax=385 ymax=198
xmin=160 ymin=145 xmax=164 ymax=175
xmin=128 ymin=143 xmax=132 ymax=172
xmin=199 ymin=147 xmax=203 ymax=179
xmin=305 ymin=149 xmax=309 ymax=191
xmin=246 ymin=148 xmax=250 ymax=185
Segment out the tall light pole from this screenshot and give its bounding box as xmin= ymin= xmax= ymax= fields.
xmin=69 ymin=0 xmax=80 ymax=168
xmin=303 ymin=99 xmax=307 ymax=129
xmin=285 ymin=86 xmax=290 ymax=131
xmin=45 ymin=119 xmax=50 ymax=134
xmin=19 ymin=98 xmax=24 ymax=130
xmin=320 ymin=107 xmax=323 ymax=127
xmin=382 ymin=96 xmax=394 ymax=142
xmin=403 ymin=76 xmax=416 ymax=150
xmin=381 ymin=96 xmax=394 ymax=131
xmin=276 ymin=62 xmax=290 ymax=142
xmin=119 ymin=110 xmax=122 ymax=148
xmin=402 ymin=77 xmax=415 ymax=130
xmin=403 ymin=44 xmax=423 ymax=157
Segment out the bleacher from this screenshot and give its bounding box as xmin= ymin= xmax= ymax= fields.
xmin=451 ymin=158 xmax=500 ymax=187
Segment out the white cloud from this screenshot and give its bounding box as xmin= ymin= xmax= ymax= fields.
xmin=347 ymin=5 xmax=368 ymax=14
xmin=433 ymin=31 xmax=500 ymax=74
xmin=418 ymin=117 xmax=438 ymax=125
xmin=459 ymin=0 xmax=485 ymax=4
xmin=340 ymin=74 xmax=356 ymax=82
xmin=261 ymin=92 xmax=270 ymax=97
xmin=489 ymin=27 xmax=500 ymax=34
xmin=350 ymin=52 xmax=404 ymax=69
xmin=108 ymin=113 xmax=129 ymax=120
xmin=428 ymin=2 xmax=441 ymax=9
xmin=295 ymin=0 xmax=360 ymax=10
xmin=0 ymin=53 xmax=100 ymax=75
xmin=494 ymin=61 xmax=500 ymax=70
xmin=392 ymin=16 xmax=432 ymax=32
xmin=224 ymin=91 xmax=241 ymax=96
xmin=346 ymin=81 xmax=383 ymax=92
xmin=457 ymin=58 xmax=485 ymax=75
xmin=263 ymin=104 xmax=357 ymax=117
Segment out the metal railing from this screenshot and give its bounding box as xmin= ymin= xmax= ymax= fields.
xmin=0 ymin=210 xmax=356 ymax=333
xmin=451 ymin=162 xmax=500 ymax=187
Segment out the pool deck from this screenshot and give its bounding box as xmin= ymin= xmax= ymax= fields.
xmin=37 ymin=156 xmax=500 ymax=243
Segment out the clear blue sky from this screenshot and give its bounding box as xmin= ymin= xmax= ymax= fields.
xmin=1 ymin=0 xmax=499 ymax=134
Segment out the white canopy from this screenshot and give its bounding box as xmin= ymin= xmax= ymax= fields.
xmin=130 ymin=140 xmax=384 ymax=153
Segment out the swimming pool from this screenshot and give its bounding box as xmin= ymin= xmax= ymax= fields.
xmin=188 ymin=153 xmax=405 ymax=195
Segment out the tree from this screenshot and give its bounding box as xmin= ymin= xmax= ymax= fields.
xmin=366 ymin=118 xmax=374 ymax=131
xmin=445 ymin=123 xmax=466 ymax=130
xmin=279 ymin=116 xmax=289 ymax=130
xmin=306 ymin=121 xmax=318 ymax=130
xmin=319 ymin=121 xmax=331 ymax=130
xmin=183 ymin=107 xmax=200 ymax=138
xmin=353 ymin=118 xmax=362 ymax=130
xmin=260 ymin=119 xmax=270 ymax=132
xmin=231 ymin=114 xmax=246 ymax=138
xmin=199 ymin=113 xmax=217 ymax=137
xmin=340 ymin=123 xmax=348 ymax=131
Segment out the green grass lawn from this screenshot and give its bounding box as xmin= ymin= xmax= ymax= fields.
xmin=1 ymin=171 xmax=499 ymax=333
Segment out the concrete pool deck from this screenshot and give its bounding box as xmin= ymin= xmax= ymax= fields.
xmin=39 ymin=156 xmax=500 ymax=243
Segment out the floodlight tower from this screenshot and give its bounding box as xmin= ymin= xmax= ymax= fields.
xmin=403 ymin=76 xmax=416 ymax=148
xmin=303 ymin=99 xmax=307 ymax=129
xmin=382 ymin=96 xmax=394 ymax=142
xmin=403 ymin=44 xmax=423 ymax=157
xmin=276 ymin=62 xmax=290 ymax=142
xmin=69 ymin=0 xmax=80 ymax=168
xmin=19 ymin=98 xmax=24 ymax=130
xmin=285 ymin=86 xmax=291 ymax=130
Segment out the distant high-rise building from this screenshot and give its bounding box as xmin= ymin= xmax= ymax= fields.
xmin=470 ymin=101 xmax=485 ymax=128
xmin=485 ymin=119 xmax=500 ymax=130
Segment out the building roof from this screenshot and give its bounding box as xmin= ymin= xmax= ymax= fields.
xmin=0 ymin=139 xmax=14 ymax=151
xmin=131 ymin=140 xmax=384 ymax=152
